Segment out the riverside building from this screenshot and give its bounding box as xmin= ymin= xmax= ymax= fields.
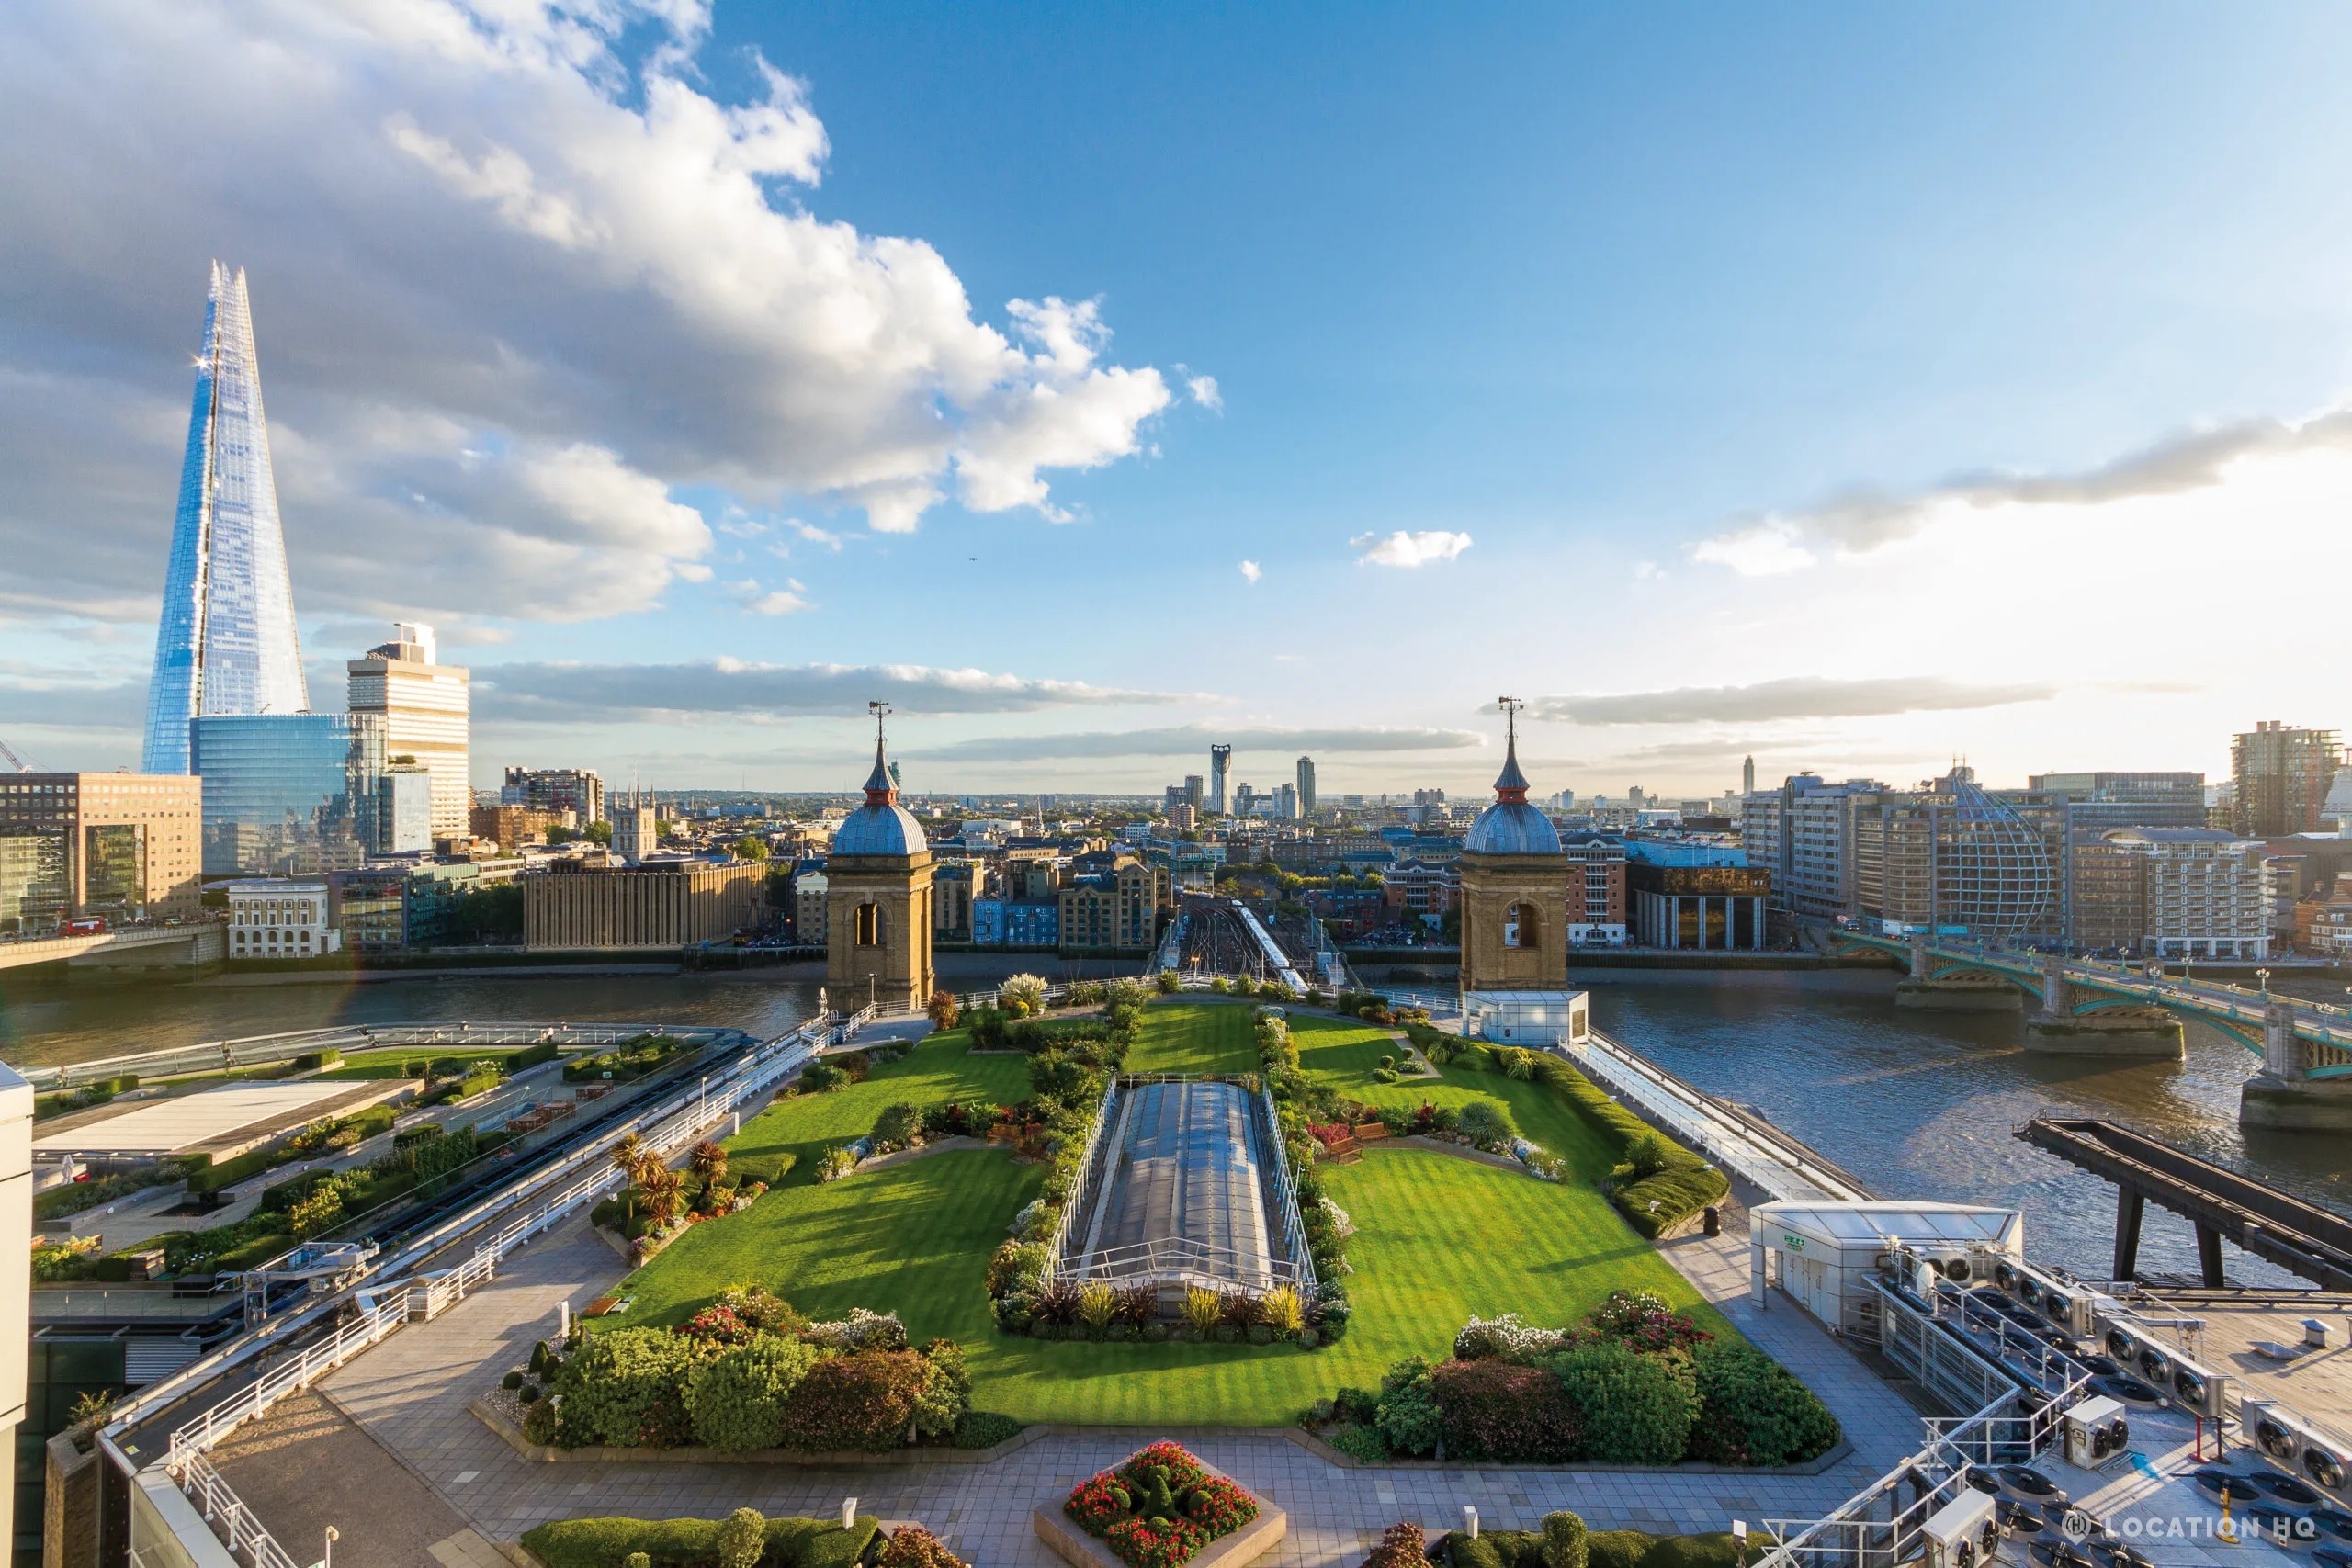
xmin=191 ymin=713 xmax=386 ymax=876
xmin=0 ymin=773 xmax=203 ymax=932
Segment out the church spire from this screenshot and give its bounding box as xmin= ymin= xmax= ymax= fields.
xmin=1493 ymin=695 xmax=1530 ymax=805
xmin=864 ymin=700 xmax=897 ymax=807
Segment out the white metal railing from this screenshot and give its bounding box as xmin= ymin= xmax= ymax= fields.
xmin=1254 ymin=1081 xmax=1319 ymax=1295
xmin=1060 ymin=1234 xmax=1313 ymax=1293
xmin=22 ymin=1020 xmax=748 ymax=1090
xmin=129 ymin=1013 xmax=838 ymax=1568
xmin=1043 ymin=1077 xmax=1121 ymax=1275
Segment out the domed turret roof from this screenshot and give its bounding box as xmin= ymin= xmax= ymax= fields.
xmin=831 ymin=719 xmax=928 ymax=858
xmin=1464 ymin=702 xmax=1561 ymax=857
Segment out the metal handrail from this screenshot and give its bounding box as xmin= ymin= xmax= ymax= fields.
xmin=22 ymin=1021 xmax=748 ymax=1090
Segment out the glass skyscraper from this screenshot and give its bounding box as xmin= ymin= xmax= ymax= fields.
xmin=190 ymin=714 xmax=386 ymax=876
xmin=141 ymin=261 xmax=309 ymax=773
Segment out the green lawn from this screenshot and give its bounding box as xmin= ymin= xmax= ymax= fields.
xmin=717 ymin=1031 xmax=1032 ymax=1186
xmin=600 ymin=1008 xmax=1723 ymax=1425
xmin=1116 ymin=1000 xmax=1263 ymax=1077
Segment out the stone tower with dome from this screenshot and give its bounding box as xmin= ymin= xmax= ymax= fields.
xmin=1458 ymin=698 xmax=1587 ymax=1044
xmin=826 ymin=704 xmax=934 ymax=1010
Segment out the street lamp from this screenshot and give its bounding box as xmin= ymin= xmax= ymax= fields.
xmin=2257 ymin=967 xmax=2272 ymax=998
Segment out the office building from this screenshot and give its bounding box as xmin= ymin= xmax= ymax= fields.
xmin=2067 ymin=831 xmax=2148 ymax=953
xmin=793 ymin=869 xmax=829 ymax=944
xmin=1742 ymin=756 xmax=1756 ymax=795
xmin=971 ymin=897 xmax=1059 ymax=947
xmin=379 ymin=764 xmax=435 ymax=854
xmin=2105 ymin=828 xmax=2280 ymax=960
xmin=223 ymin=878 xmax=339 ymax=960
xmin=2232 ymin=722 xmax=2343 ymax=837
xmin=1559 ymin=831 xmax=1629 ymax=946
xmin=141 ymin=262 xmax=308 ymax=774
xmin=191 ymin=713 xmax=386 ymax=876
xmin=1296 ymin=756 xmax=1317 ymax=817
xmin=1742 ymin=774 xmax=1888 ymax=922
xmin=1624 ymin=840 xmax=1771 ymax=950
xmin=1272 ymin=783 xmax=1299 ymax=820
xmin=503 ymin=766 xmax=605 ymax=826
xmin=347 ymin=623 xmax=469 ymax=838
xmin=469 ymin=804 xmax=567 ymax=852
xmin=0 ymin=773 xmax=203 ymax=933
xmin=2030 ymin=772 xmax=2207 ymax=832
xmin=522 ymin=861 xmax=763 ymax=951
xmin=1209 ymin=745 xmax=1231 ymax=816
xmin=1850 ymin=769 xmax=2067 ymax=942
xmin=329 ymin=861 xmax=487 ymax=953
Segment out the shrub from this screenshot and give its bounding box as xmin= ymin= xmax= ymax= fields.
xmin=1258 ymin=1285 xmax=1305 ymax=1333
xmin=1429 ymin=1359 xmax=1584 ymax=1462
xmin=816 ymin=1145 xmax=859 ymax=1182
xmin=987 ymin=1239 xmax=1051 ymax=1296
xmin=1543 ymin=1513 xmax=1589 ymax=1568
xmin=953 ymin=1410 xmax=1023 ymax=1450
xmin=1623 ymin=1131 xmax=1672 ymax=1179
xmin=880 ymin=1525 xmax=967 ymax=1568
xmin=776 ymin=1349 xmax=927 ymax=1451
xmin=686 ymin=1335 xmax=819 ymax=1451
xmin=1686 ymin=1341 xmax=1841 ymax=1466
xmin=800 ymin=1061 xmax=849 ymax=1092
xmin=803 ymin=1307 xmax=910 ymax=1353
xmin=1374 ymin=1358 xmax=1443 ymax=1457
xmin=1368 ymin=1523 xmax=1428 ymax=1568
xmin=502 ymin=1370 xmax=525 ymax=1392
xmin=1182 ymin=1286 xmax=1222 ymax=1337
xmin=626 ymin=1556 xmax=651 ymax=1568
xmin=1584 ymin=1292 xmax=1712 ymax=1358
xmin=1078 ymin=1281 xmax=1118 ymax=1330
xmin=554 ymin=1329 xmax=707 ymax=1448
xmin=1454 ymin=1314 xmax=1568 ymax=1362
xmin=872 ymin=1101 xmax=923 ymax=1152
xmin=1454 ymin=1100 xmax=1515 ymax=1149
xmin=1156 ymin=969 xmax=1182 ymax=994
xmin=1000 ymin=973 xmax=1049 ymax=1015
xmin=715 ymin=1508 xmax=766 ymax=1568
xmin=912 ymin=1338 xmax=971 ymax=1438
xmin=520 ymin=1517 xmax=879 ymax=1568
xmin=1546 ymin=1342 xmax=1696 ymax=1465
xmin=926 ymin=989 xmax=962 ymax=1030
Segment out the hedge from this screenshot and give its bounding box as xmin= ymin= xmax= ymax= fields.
xmin=514 ymin=1041 xmax=561 ymax=1069
xmin=293 ymin=1048 xmax=342 ymax=1070
xmin=1447 ymin=1529 xmax=1756 ymax=1568
xmin=181 ymin=1146 xmax=276 ymax=1194
xmin=518 ymin=1514 xmax=879 ymax=1568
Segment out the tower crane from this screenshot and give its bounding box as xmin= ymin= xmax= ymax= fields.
xmin=0 ymin=735 xmax=35 ymax=773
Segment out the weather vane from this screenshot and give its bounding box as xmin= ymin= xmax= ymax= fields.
xmin=1498 ymin=695 xmax=1523 ymax=744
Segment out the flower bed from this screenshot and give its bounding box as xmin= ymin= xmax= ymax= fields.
xmin=1062 ymin=1443 xmax=1263 ymax=1568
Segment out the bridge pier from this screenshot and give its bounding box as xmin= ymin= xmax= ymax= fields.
xmin=1894 ymin=972 xmax=2021 ymax=1012
xmin=2241 ymin=1000 xmax=2352 ymax=1131
xmin=2023 ymin=1008 xmax=2185 ymax=1059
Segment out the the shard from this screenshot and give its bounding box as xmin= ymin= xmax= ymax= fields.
xmin=141 ymin=261 xmax=310 ymax=773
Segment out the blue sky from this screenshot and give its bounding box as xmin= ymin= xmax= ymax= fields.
xmin=1 ymin=3 xmax=2347 ymax=797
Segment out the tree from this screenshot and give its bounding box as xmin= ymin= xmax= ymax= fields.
xmin=690 ymin=1140 xmax=729 ymax=1188
xmin=927 ymin=988 xmax=961 ymax=1029
xmin=447 ymin=883 xmax=524 ymax=942
xmin=582 ymin=819 xmax=614 ymax=845
xmin=639 ymin=1166 xmax=685 ymax=1226
xmin=545 ymin=824 xmax=580 ymax=846
xmin=609 ymin=1134 xmax=643 ymax=1179
xmin=730 ymin=834 xmax=771 ymax=863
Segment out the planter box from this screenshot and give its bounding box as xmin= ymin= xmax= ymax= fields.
xmin=469 ymin=1398 xmax=1042 ymax=1467
xmin=1032 ymin=1450 xmax=1285 ymax=1568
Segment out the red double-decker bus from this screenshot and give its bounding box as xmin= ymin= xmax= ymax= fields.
xmin=58 ymin=916 xmax=108 ymax=935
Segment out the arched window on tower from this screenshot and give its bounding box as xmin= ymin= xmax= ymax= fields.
xmin=1503 ymin=901 xmax=1540 ymax=950
xmin=855 ymin=903 xmax=886 ymax=947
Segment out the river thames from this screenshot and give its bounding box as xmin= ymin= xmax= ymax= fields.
xmin=4 ymin=964 xmax=2344 ymax=1283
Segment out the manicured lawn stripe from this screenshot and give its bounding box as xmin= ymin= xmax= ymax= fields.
xmin=1116 ymin=1001 xmax=1263 ymax=1077
xmin=720 ymin=1032 xmax=1031 ymax=1187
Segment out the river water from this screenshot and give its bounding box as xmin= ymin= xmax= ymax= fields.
xmin=3 ymin=964 xmax=2345 ymax=1283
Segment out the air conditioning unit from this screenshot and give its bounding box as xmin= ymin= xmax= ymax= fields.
xmin=1922 ymin=1489 xmax=2000 ymax=1568
xmin=2091 ymin=1312 xmax=2229 ymax=1420
xmin=2038 ymin=1283 xmax=2093 ymax=1337
xmin=2064 ymin=1394 xmax=2130 ymax=1469
xmin=2245 ymin=1400 xmax=2352 ymax=1501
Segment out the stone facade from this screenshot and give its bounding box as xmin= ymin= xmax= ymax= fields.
xmin=826 ymin=852 xmax=934 ymax=1009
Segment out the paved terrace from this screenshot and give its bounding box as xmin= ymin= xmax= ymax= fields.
xmin=205 ymin=1181 xmax=1928 ymax=1568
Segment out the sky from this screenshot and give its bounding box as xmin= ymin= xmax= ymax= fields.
xmin=2 ymin=2 xmax=2350 ymax=801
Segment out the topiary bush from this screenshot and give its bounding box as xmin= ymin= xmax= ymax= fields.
xmin=685 ymin=1335 xmax=819 ymax=1452
xmin=715 ymin=1507 xmax=766 ymax=1568
xmin=1545 ymin=1343 xmax=1696 ymax=1465
xmin=1543 ymin=1513 xmax=1589 ymax=1568
xmin=878 ymin=1525 xmax=967 ymax=1568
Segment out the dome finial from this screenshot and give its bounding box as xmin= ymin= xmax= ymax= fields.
xmin=1494 ymin=695 xmax=1530 ymax=804
xmin=865 ymin=699 xmax=896 ymax=806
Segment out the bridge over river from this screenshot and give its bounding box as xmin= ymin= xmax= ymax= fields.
xmin=1836 ymin=930 xmax=2352 ymax=1130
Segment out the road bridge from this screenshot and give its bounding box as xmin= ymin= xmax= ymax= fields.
xmin=0 ymin=921 xmax=224 ymax=971
xmin=1836 ymin=931 xmax=2352 ymax=1128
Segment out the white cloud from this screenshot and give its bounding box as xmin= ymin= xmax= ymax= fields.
xmin=0 ymin=1 xmax=1177 ymax=627
xmin=1525 ymin=676 xmax=2056 ymax=727
xmin=1187 ymin=375 xmax=1222 ymax=412
xmin=728 ymin=578 xmax=808 ymax=616
xmin=1238 ymin=559 xmax=1261 ymax=583
xmin=1689 ymin=521 xmax=1816 ymax=577
xmin=917 ymin=724 xmax=1484 ymax=762
xmin=789 ymin=519 xmax=844 ymax=550
xmin=1351 ymin=529 xmax=1473 ymax=569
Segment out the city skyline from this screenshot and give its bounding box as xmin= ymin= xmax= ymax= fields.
xmin=1 ymin=5 xmax=2349 ymax=793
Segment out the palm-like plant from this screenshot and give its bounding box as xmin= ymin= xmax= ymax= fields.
xmin=1076 ymin=1281 xmax=1118 ymax=1330
xmin=609 ymin=1133 xmax=642 ymax=1178
xmin=690 ymin=1140 xmax=728 ymax=1187
xmin=640 ymin=1166 xmax=686 ymax=1226
xmin=1256 ymin=1285 xmax=1304 ymax=1332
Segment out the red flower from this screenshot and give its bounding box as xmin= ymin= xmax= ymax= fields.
xmin=1065 ymin=1472 xmax=1131 ymax=1535
xmin=1106 ymin=1517 xmax=1209 ymax=1568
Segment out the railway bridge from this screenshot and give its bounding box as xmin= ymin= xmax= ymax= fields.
xmin=1835 ymin=930 xmax=2352 ymax=1129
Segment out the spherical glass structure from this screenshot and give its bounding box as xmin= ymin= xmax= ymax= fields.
xmin=1937 ymin=773 xmax=2056 ymax=939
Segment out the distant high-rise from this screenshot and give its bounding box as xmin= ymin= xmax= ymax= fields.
xmin=347 ymin=622 xmax=470 ymax=839
xmin=1742 ymin=756 xmax=1756 ymax=796
xmin=1296 ymin=756 xmax=1317 ymax=817
xmin=141 ymin=262 xmax=308 ymax=773
xmin=2231 ymin=722 xmax=2342 ymax=838
xmin=1209 ymin=745 xmax=1232 ymax=816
